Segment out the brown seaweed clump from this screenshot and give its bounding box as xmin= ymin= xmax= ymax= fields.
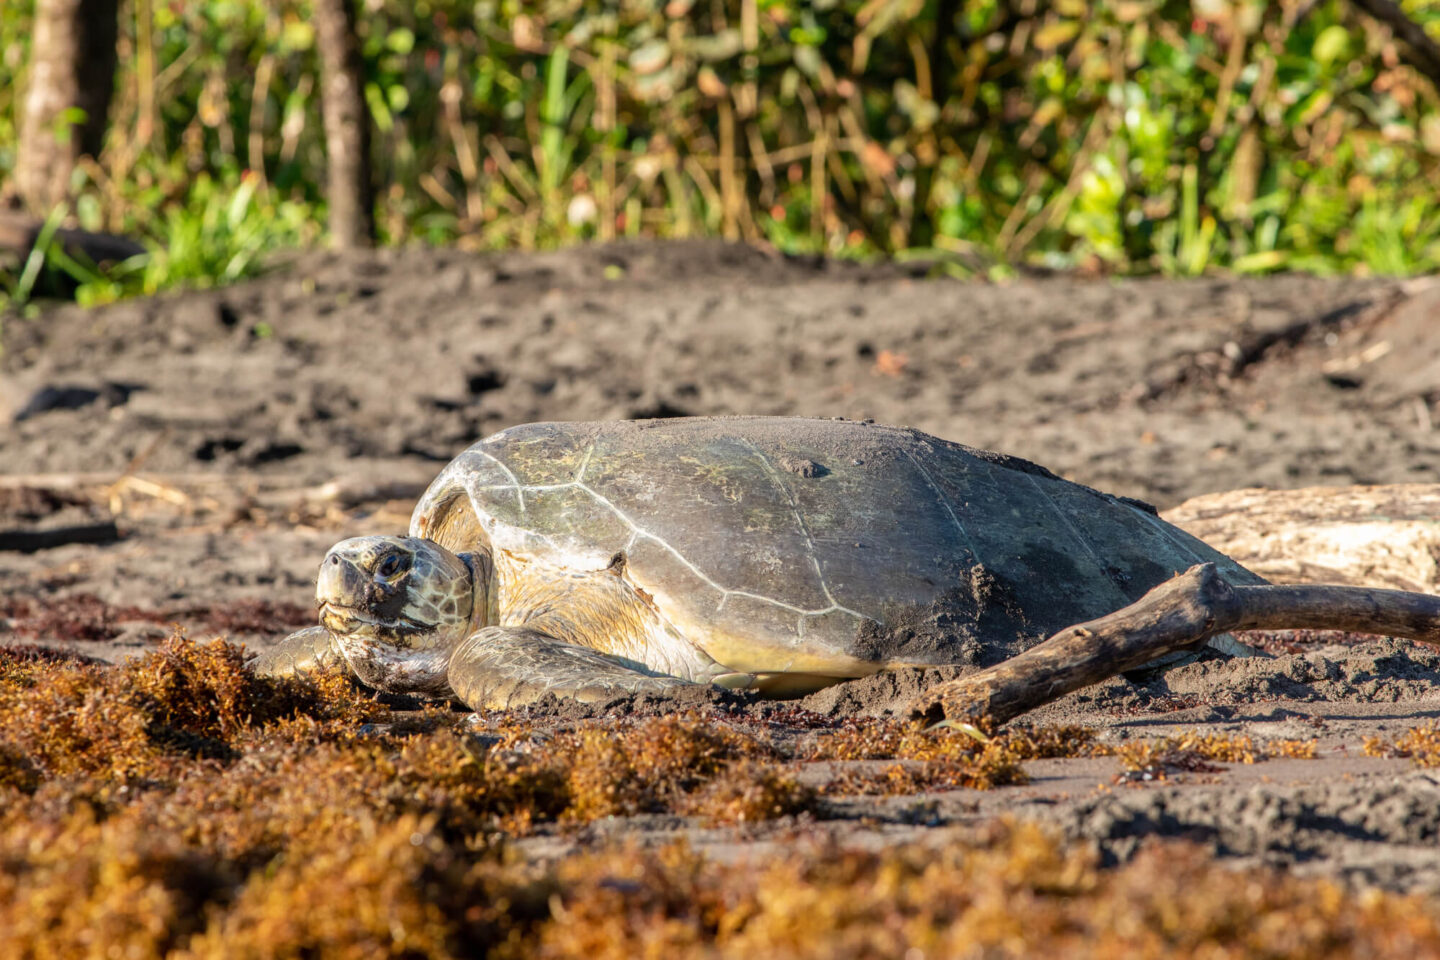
xmin=2 ymin=645 xmax=1436 ymax=958
xmin=0 ymin=633 xmax=385 ymax=784
xmin=8 ymin=804 xmax=1440 ymax=960
xmin=1264 ymin=738 xmax=1320 ymax=759
xmin=798 ymin=720 xmax=1319 ymax=792
xmin=1364 ymin=722 xmax=1440 ymax=766
xmin=374 ymin=714 xmax=815 ymax=832
xmin=1111 ymin=730 xmax=1321 ymax=781
xmin=799 ymin=720 xmax=1101 ymax=793
xmin=556 ymin=713 xmax=809 ymax=821
xmin=0 ymin=697 xmax=815 ymax=957
xmin=1111 ymin=730 xmax=1257 ymax=779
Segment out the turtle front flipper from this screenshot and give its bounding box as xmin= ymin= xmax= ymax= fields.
xmin=448 ymin=626 xmax=689 ymax=710
xmin=250 ymin=626 xmax=343 ymax=678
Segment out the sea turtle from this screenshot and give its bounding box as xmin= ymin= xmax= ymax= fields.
xmin=254 ymin=416 xmax=1271 ymax=709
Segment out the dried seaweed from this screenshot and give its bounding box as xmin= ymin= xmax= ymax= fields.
xmin=0 ymin=647 xmax=1434 ymax=958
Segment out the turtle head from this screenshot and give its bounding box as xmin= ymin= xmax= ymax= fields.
xmin=315 ymin=535 xmax=483 ymax=695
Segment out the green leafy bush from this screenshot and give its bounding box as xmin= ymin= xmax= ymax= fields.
xmin=4 ymin=0 xmax=1440 ymax=299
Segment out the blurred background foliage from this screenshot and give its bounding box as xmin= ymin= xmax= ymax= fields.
xmin=4 ymin=0 xmax=1440 ymax=304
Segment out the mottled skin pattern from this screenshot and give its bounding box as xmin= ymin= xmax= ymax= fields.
xmin=491 ymin=551 xmax=730 ymax=682
xmin=254 ymin=536 xmax=479 ymax=697
xmin=259 ymin=537 xmax=727 ymax=707
xmin=249 ymin=625 xmax=340 ymax=677
xmin=257 ymin=417 xmax=1261 ymax=709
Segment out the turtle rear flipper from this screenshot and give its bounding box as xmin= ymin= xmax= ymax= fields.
xmin=448 ymin=625 xmax=690 ymax=710
xmin=250 ymin=626 xmax=343 ymax=678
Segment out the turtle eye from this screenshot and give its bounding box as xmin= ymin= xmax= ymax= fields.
xmin=377 ymin=554 xmax=404 ymax=578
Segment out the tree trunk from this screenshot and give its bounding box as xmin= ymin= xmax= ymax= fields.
xmin=13 ymin=0 xmax=118 ymax=214
xmin=0 ymin=208 xmax=144 ymax=268
xmin=1349 ymin=0 xmax=1440 ymax=91
xmin=313 ymin=0 xmax=375 ymax=249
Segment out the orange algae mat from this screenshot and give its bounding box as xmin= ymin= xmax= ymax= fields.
xmin=3 ymin=637 xmax=1440 ymax=959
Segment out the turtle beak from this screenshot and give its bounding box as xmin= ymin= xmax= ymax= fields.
xmin=317 ymin=550 xmax=370 ymax=611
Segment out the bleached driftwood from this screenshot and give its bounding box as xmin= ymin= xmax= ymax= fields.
xmin=1164 ymin=484 xmax=1440 ymax=593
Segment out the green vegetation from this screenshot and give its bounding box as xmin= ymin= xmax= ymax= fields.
xmin=4 ymin=2 xmax=1440 ymax=295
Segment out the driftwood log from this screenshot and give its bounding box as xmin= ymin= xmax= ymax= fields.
xmin=1165 ymin=484 xmax=1440 ymax=594
xmin=910 ymin=562 xmax=1440 ymax=726
xmin=0 ymin=522 xmax=119 ymax=553
xmin=0 ymin=209 xmax=145 ymax=270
